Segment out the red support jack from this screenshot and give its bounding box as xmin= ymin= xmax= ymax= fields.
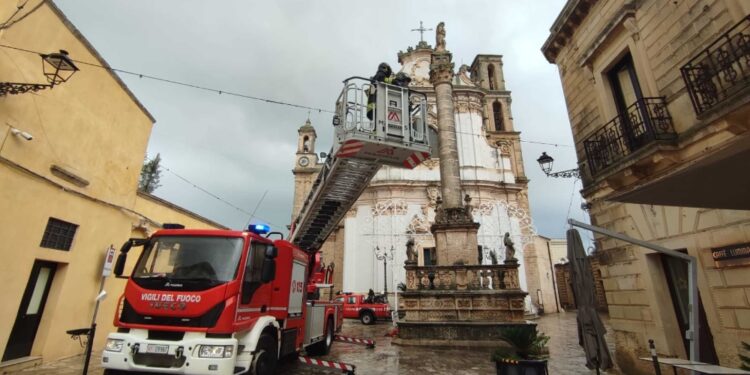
xmin=298 ymin=356 xmax=356 ymax=374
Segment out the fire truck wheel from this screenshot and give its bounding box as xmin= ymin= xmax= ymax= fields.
xmin=251 ymin=333 xmax=277 ymax=375
xmin=307 ymin=317 xmax=334 ymax=355
xmin=360 ymin=310 xmax=375 ymax=325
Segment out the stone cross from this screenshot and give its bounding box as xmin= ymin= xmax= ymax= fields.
xmin=411 ymin=21 xmax=432 ymax=43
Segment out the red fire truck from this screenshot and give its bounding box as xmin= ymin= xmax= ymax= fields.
xmin=100 ymin=224 xmax=342 ymax=375
xmin=335 ymin=293 xmax=390 ymax=325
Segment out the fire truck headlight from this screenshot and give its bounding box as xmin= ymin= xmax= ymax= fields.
xmin=105 ymin=339 xmax=124 ymax=352
xmin=198 ymin=345 xmax=234 ymax=358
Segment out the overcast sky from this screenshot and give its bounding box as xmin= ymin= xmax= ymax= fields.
xmin=55 ymin=0 xmax=592 ymax=243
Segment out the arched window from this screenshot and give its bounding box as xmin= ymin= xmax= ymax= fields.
xmin=487 ymin=64 xmax=496 ymax=91
xmin=303 ymin=136 xmax=310 ymax=152
xmin=492 ymin=101 xmax=504 ymax=131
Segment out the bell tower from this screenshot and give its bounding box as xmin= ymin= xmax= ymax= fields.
xmin=470 ymin=54 xmax=527 ymax=184
xmin=291 ymin=119 xmax=320 ymax=224
xmin=470 ymin=55 xmax=514 ymax=133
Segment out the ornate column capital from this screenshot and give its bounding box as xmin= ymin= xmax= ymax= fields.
xmin=429 ymin=51 xmax=454 ymax=85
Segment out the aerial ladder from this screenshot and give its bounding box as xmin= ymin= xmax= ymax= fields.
xmin=289 ymin=77 xmax=432 ymax=252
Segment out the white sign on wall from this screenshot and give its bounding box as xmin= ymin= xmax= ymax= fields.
xmin=102 ymin=245 xmax=116 ymax=277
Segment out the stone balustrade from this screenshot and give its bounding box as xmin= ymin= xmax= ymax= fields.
xmin=404 ymin=263 xmax=521 ymax=291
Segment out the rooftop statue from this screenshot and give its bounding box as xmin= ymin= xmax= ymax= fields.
xmin=435 ymin=22 xmax=446 ymax=52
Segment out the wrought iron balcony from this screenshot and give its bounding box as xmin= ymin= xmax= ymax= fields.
xmin=681 ymin=15 xmax=750 ymax=115
xmin=583 ymin=97 xmax=676 ymax=177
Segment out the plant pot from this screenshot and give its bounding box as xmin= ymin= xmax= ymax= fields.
xmin=495 ymin=359 xmax=549 ymax=375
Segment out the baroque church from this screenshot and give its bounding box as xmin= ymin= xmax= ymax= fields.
xmin=291 ymin=39 xmax=540 ymax=312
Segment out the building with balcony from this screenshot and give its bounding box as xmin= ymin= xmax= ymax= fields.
xmin=0 ymin=1 xmax=225 ymax=370
xmin=542 ymin=0 xmax=750 ymax=373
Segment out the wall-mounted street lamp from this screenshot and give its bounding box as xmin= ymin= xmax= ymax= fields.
xmin=536 ymin=152 xmax=580 ymax=178
xmin=0 ymin=50 xmax=79 ymax=96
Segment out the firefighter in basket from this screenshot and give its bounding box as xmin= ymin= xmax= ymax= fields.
xmin=366 ymin=63 xmax=412 ymax=120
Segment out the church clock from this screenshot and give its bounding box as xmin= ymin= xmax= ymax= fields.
xmin=298 ymin=156 xmax=310 ymax=167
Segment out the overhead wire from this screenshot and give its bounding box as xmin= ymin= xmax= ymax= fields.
xmin=0 ymin=43 xmax=573 ymax=147
xmin=450 ymin=128 xmax=573 ymax=147
xmin=0 ymin=0 xmax=31 ymax=29
xmin=565 ymin=177 xmax=579 ymax=229
xmin=0 ymin=0 xmax=46 ymax=31
xmin=0 ymin=43 xmax=335 ymax=114
xmin=161 ymin=164 xmax=285 ymax=231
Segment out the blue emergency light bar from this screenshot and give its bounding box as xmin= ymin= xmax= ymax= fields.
xmin=248 ymin=223 xmax=270 ymax=234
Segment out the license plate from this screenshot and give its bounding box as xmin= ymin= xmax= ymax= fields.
xmin=145 ymin=344 xmax=169 ymax=354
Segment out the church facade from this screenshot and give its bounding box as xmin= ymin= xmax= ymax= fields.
xmin=292 ymin=41 xmax=542 ymax=312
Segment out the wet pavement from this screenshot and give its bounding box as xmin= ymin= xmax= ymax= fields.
xmin=535 ymin=311 xmax=620 ymax=375
xmin=14 ymin=311 xmax=620 ymax=374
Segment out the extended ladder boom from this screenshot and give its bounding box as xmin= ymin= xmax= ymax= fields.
xmin=290 ymin=77 xmax=431 ymax=252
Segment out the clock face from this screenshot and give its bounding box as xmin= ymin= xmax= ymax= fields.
xmin=298 ymin=157 xmax=310 ymax=167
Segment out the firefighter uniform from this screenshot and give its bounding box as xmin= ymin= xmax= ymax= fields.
xmin=367 ymin=63 xmax=394 ymax=120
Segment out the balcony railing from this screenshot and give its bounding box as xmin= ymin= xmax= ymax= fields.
xmin=681 ymin=15 xmax=750 ymax=115
xmin=583 ymin=97 xmax=676 ymax=177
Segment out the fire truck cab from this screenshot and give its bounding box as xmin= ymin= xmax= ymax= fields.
xmin=101 ymin=225 xmax=342 ymax=375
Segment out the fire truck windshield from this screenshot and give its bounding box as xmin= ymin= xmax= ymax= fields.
xmin=133 ymin=236 xmax=243 ymax=285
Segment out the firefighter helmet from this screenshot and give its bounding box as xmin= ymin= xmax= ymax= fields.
xmin=378 ymin=62 xmax=392 ymax=76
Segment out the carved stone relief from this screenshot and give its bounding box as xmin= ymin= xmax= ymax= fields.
xmin=406 ymin=214 xmax=430 ymax=234
xmin=372 ymin=200 xmax=409 ymax=216
xmin=495 ymin=140 xmax=512 ymax=155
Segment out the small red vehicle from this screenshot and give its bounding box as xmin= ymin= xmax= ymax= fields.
xmin=335 ymin=293 xmax=390 ymax=325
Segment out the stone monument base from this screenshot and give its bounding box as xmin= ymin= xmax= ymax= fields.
xmin=394 ymin=321 xmax=535 ymax=348
xmin=431 ymin=221 xmax=481 ymax=266
xmin=398 ymin=264 xmax=528 ymax=347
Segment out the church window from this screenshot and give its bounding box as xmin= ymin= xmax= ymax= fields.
xmin=303 ymin=136 xmax=310 ymax=152
xmin=492 ymin=101 xmax=504 ymax=131
xmin=487 ymin=64 xmax=496 ymax=91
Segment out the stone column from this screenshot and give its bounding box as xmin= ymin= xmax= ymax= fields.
xmin=428 ymin=23 xmax=480 ymax=266
xmin=430 ymin=51 xmax=462 ymax=209
xmin=395 ymin=24 xmax=530 ymax=346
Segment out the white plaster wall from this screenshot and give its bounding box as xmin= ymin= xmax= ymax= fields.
xmin=371 ymin=164 xmax=440 ymax=182
xmin=342 ymin=212 xmax=365 ymax=292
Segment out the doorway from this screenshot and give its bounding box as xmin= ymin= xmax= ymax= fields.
xmin=3 ymin=261 xmax=57 ymax=361
xmin=661 ymin=253 xmax=719 ymax=364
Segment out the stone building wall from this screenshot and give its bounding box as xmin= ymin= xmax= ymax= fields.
xmin=529 ymin=236 xmax=566 ymax=314
xmin=555 ymin=264 xmax=575 ymax=310
xmin=553 ymin=257 xmax=607 ymax=312
xmin=542 ymin=0 xmax=750 ymax=373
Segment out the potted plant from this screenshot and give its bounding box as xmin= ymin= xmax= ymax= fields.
xmin=492 ymin=325 xmax=550 ymax=375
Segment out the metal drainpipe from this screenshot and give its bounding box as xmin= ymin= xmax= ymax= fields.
xmin=547 ymin=241 xmax=561 ymax=313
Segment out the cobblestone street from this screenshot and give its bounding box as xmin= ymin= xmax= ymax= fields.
xmin=14 ymin=311 xmax=619 ymax=374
